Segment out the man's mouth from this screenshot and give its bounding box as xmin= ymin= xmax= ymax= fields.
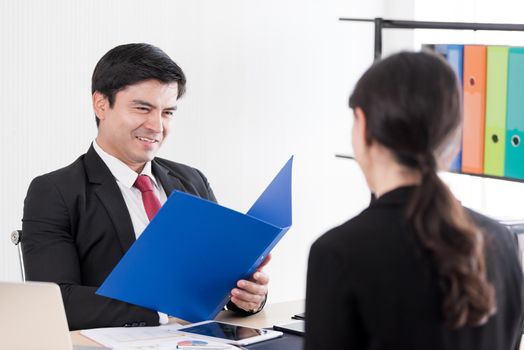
xmin=136 ymin=136 xmax=159 ymax=143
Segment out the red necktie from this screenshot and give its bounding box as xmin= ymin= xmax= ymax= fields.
xmin=134 ymin=175 xmax=162 ymax=221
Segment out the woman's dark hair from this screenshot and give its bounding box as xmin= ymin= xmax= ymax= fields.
xmin=91 ymin=43 xmax=186 ymax=126
xmin=349 ymin=51 xmax=496 ymax=329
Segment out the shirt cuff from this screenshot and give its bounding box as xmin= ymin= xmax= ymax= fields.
xmin=158 ymin=311 xmax=169 ymax=325
xmin=226 ymin=293 xmax=267 ymax=316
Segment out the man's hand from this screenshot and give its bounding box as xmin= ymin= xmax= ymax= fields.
xmin=230 ymin=254 xmax=271 ymax=313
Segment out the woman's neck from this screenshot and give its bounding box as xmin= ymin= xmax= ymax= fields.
xmin=365 ymin=147 xmax=422 ymax=198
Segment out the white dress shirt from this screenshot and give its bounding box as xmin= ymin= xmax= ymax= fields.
xmin=93 ymin=140 xmax=167 ymax=238
xmin=93 ymin=140 xmax=169 ymax=324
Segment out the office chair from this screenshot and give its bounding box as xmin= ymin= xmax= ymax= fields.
xmin=498 ymin=220 xmax=524 ymax=269
xmin=10 ymin=230 xmax=25 ymax=281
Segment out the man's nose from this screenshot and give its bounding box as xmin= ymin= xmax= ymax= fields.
xmin=144 ymin=112 xmax=163 ymax=133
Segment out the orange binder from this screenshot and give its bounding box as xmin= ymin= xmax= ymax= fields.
xmin=462 ymin=45 xmax=487 ymax=174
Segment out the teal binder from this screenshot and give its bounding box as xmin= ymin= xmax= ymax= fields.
xmin=505 ymin=48 xmax=524 ymax=180
xmin=97 ymin=157 xmax=293 ymax=322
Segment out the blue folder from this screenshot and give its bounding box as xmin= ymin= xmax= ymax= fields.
xmin=97 ymin=157 xmax=293 ymax=322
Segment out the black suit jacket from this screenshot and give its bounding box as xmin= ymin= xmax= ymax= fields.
xmin=306 ymin=186 xmax=524 ymax=350
xmin=22 ymin=145 xmax=217 ymax=330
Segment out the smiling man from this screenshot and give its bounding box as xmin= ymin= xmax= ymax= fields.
xmin=22 ymin=43 xmax=269 ymax=331
xmin=94 ymin=80 xmax=179 ymax=173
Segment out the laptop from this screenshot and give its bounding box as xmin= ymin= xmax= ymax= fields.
xmin=0 ymin=281 xmax=107 ymax=350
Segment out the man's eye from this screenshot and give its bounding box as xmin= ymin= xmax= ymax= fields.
xmin=164 ymin=111 xmax=174 ymax=117
xmin=136 ymin=107 xmax=150 ymax=112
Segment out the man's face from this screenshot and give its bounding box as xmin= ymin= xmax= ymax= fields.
xmin=94 ymin=79 xmax=179 ymax=172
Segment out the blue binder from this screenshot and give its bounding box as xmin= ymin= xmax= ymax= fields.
xmin=505 ymin=48 xmax=524 ymax=180
xmin=435 ymin=44 xmax=464 ymax=172
xmin=97 ymin=157 xmax=293 ymax=322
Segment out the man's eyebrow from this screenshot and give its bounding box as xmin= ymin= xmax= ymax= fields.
xmin=131 ymin=99 xmax=177 ymax=110
xmin=131 ymin=99 xmax=156 ymax=108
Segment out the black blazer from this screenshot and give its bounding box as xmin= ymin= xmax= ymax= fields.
xmin=22 ymin=145 xmax=216 ymax=330
xmin=305 ymin=186 xmax=524 ymax=350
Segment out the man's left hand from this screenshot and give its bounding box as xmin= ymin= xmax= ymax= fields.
xmin=230 ymin=254 xmax=271 ymax=313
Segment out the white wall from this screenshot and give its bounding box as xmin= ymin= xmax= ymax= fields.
xmin=4 ymin=0 xmax=520 ymax=306
xmin=0 ymin=0 xmax=386 ymax=304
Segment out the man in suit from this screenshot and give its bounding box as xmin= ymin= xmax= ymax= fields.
xmin=22 ymin=43 xmax=269 ymax=330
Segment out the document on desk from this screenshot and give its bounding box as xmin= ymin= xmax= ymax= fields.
xmin=97 ymin=157 xmax=293 ymax=322
xmin=81 ymin=324 xmax=238 ymax=350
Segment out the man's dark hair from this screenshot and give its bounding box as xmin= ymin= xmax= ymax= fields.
xmin=91 ymin=43 xmax=186 ymax=126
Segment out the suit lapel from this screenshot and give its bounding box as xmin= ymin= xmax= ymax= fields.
xmin=152 ymin=159 xmax=186 ymax=197
xmin=84 ymin=145 xmax=136 ymax=253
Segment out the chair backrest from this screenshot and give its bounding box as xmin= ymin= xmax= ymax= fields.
xmin=10 ymin=230 xmax=25 ymax=281
xmin=499 ymin=220 xmax=524 ymax=271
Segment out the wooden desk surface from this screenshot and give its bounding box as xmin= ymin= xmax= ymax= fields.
xmin=72 ymin=300 xmax=524 ymax=349
xmin=71 ymin=300 xmax=305 ymax=347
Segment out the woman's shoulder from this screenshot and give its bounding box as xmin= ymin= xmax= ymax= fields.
xmin=311 ymin=205 xmax=402 ymax=256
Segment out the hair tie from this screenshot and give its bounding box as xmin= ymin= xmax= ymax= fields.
xmin=416 ymin=153 xmax=436 ymax=175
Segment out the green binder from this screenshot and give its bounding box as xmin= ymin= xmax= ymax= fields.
xmin=484 ymin=46 xmax=509 ymax=177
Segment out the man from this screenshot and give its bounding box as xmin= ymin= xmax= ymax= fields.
xmin=22 ymin=43 xmax=269 ymax=331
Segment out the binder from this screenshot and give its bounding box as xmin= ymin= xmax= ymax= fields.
xmin=505 ymin=48 xmax=524 ymax=180
xmin=484 ymin=46 xmax=509 ymax=177
xmin=97 ymin=157 xmax=293 ymax=322
xmin=445 ymin=45 xmax=465 ymax=172
xmin=424 ymin=44 xmax=464 ymax=172
xmin=462 ymin=45 xmax=487 ymax=174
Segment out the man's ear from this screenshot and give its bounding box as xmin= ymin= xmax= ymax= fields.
xmin=92 ymin=91 xmax=108 ymax=123
xmin=354 ymin=107 xmax=369 ymax=146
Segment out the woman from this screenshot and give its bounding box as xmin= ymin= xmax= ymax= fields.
xmin=305 ymin=51 xmax=524 ymax=349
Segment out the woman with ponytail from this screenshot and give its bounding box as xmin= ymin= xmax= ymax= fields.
xmin=305 ymin=51 xmax=524 ymax=350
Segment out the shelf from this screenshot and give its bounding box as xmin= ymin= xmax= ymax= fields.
xmin=335 ymin=154 xmax=524 ymax=184
xmin=339 ymin=17 xmax=524 ymax=59
xmin=337 ymin=18 xmax=524 ymax=184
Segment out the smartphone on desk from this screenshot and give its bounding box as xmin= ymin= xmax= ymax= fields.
xmin=273 ymin=320 xmax=305 ymax=336
xmin=177 ymin=320 xmax=283 ymax=346
xmin=292 ymin=312 xmax=305 ymax=320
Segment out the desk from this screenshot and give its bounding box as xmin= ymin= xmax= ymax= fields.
xmin=71 ymin=300 xmax=304 ymax=347
xmin=72 ymin=300 xmax=524 ymax=349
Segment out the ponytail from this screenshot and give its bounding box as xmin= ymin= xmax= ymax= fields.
xmin=405 ymin=153 xmax=496 ymax=329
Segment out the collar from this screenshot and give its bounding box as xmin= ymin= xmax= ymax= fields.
xmin=92 ymin=139 xmax=160 ymax=190
xmin=369 ymin=185 xmax=418 ymax=208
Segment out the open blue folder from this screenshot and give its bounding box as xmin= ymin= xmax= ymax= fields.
xmin=97 ymin=157 xmax=293 ymax=322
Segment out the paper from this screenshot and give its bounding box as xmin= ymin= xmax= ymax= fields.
xmin=81 ymin=324 xmax=238 ymax=350
xmin=97 ymin=157 xmax=293 ymax=322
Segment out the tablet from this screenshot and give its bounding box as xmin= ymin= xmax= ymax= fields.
xmin=177 ymin=321 xmax=283 ymax=346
